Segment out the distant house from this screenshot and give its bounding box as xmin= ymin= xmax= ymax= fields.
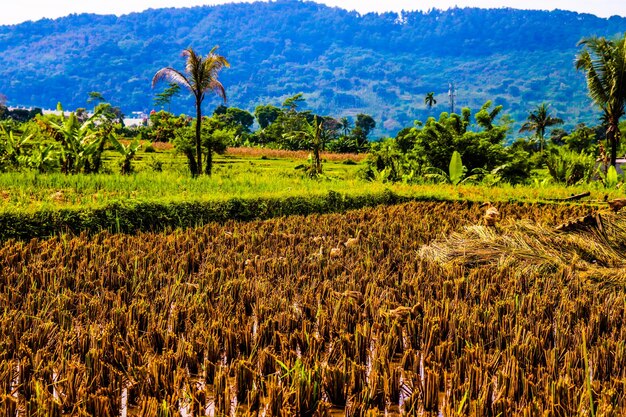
xmin=124 ymin=111 xmax=149 ymax=127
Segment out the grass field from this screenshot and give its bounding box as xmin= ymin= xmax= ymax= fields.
xmin=0 ymin=145 xmax=619 ymax=214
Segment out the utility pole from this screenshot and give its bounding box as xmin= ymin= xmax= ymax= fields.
xmin=448 ymin=82 xmax=456 ymax=114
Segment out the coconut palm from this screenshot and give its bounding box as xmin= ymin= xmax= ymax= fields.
xmin=339 ymin=117 xmax=351 ymax=137
xmin=424 ymin=92 xmax=437 ymax=110
xmin=576 ymin=34 xmax=626 ymax=167
xmin=152 ymin=47 xmax=229 ymax=176
xmin=519 ymin=103 xmax=563 ymax=153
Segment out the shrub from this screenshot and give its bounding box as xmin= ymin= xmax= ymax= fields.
xmin=0 ymin=190 xmax=407 ymax=241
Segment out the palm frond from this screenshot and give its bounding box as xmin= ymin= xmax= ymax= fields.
xmin=209 ymin=80 xmax=227 ymax=102
xmin=518 ymin=122 xmax=535 ymax=134
xmin=152 ymin=68 xmax=191 ymax=92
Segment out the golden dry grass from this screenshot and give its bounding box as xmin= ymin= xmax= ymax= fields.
xmin=0 ymin=201 xmax=623 ymax=415
xmin=225 ymin=146 xmax=367 ymax=162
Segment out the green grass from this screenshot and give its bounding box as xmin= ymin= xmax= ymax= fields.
xmin=0 ymin=149 xmax=379 ymax=212
xmin=0 ymin=146 xmax=621 ymax=215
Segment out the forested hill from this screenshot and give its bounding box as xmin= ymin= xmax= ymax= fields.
xmin=1 ymin=0 xmax=625 ymax=135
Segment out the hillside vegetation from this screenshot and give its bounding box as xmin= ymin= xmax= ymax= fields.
xmin=1 ymin=0 xmax=625 ymax=135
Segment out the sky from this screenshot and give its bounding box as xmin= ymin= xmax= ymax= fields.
xmin=1 ymin=0 xmax=625 ymax=25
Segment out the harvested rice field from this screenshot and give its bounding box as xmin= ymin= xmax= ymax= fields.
xmin=1 ymin=201 xmax=625 ymax=416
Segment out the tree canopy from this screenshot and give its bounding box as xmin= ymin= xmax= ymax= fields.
xmin=1 ymin=2 xmax=624 ymax=136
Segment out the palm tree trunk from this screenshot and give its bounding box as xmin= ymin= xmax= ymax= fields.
xmin=195 ymin=97 xmax=203 ymax=176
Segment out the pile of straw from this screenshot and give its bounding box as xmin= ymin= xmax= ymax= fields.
xmin=420 ymin=211 xmax=626 ymax=284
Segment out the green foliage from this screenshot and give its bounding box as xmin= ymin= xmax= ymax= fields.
xmin=405 ymin=102 xmax=509 ymax=172
xmin=564 ymin=123 xmax=597 ymax=153
xmin=2 ymin=4 xmax=619 ymax=136
xmin=147 ymin=111 xmax=190 ymax=142
xmin=596 ymin=165 xmax=621 ymax=189
xmin=355 ymin=114 xmax=376 ymax=139
xmin=0 ymin=107 xmax=43 ymax=123
xmin=492 ymin=147 xmax=533 ymax=185
xmin=173 ymin=118 xmax=229 ymax=175
xmin=424 ymin=92 xmax=436 ymax=109
xmin=0 ymin=109 xmax=119 ymax=174
xmin=362 ymin=138 xmax=425 ymax=183
xmin=87 ymin=91 xmax=105 ymax=104
xmin=289 ymin=116 xmax=324 ymax=177
xmin=366 ymin=102 xmax=533 ymax=185
xmin=576 ymin=33 xmax=626 ymax=166
xmin=154 ymin=82 xmax=182 ymax=111
xmin=605 ymin=166 xmax=620 ymax=189
xmin=254 ymin=104 xmax=282 ymax=130
xmin=0 ymin=124 xmax=33 ymax=171
xmin=93 ymin=102 xmax=125 ymax=126
xmin=109 ymin=135 xmax=142 ymax=174
xmin=18 ymin=142 xmax=58 ymax=173
xmin=475 ymin=100 xmax=503 ymax=131
xmin=519 ymin=103 xmax=564 ymax=152
xmin=253 ymin=94 xmax=320 ymax=151
xmin=214 ymin=106 xmax=254 ymax=134
xmin=449 ymin=151 xmax=464 ymax=185
xmin=152 ymin=46 xmax=229 ymax=176
xmin=173 ymin=125 xmax=198 ymax=173
xmin=148 ymin=156 xmax=163 ymax=172
xmin=42 ymin=110 xmax=110 ymax=174
xmin=0 ymin=190 xmax=406 ymax=241
xmin=424 ymin=151 xmax=484 ymax=185
xmin=287 ymin=360 xmax=322 ymax=417
xmin=326 ymin=135 xmax=365 ymax=154
xmin=545 ymin=147 xmax=596 ymax=186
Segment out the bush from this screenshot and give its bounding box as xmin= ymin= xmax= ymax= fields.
xmin=148 ymin=157 xmax=163 ymax=172
xmin=0 ymin=190 xmax=408 ymax=241
xmin=546 ymin=148 xmax=596 ymax=186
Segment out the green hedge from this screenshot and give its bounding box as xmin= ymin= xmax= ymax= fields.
xmin=0 ymin=190 xmax=412 ymax=241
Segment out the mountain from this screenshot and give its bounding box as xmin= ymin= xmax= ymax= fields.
xmin=1 ymin=0 xmax=625 ymax=136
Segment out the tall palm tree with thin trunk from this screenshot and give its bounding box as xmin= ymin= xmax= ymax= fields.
xmin=576 ymin=34 xmax=626 ymax=167
xmin=152 ymin=47 xmax=229 ymax=176
xmin=519 ymin=103 xmax=563 ymax=153
xmin=424 ymin=92 xmax=437 ymax=110
xmin=340 ymin=116 xmax=351 ymax=137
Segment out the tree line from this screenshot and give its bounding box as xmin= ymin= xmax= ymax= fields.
xmin=1 ymin=31 xmax=626 ymax=186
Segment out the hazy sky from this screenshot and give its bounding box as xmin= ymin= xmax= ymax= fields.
xmin=2 ymin=0 xmax=625 ymax=25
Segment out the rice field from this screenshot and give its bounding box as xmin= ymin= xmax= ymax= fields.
xmin=1 ymin=201 xmax=624 ymax=416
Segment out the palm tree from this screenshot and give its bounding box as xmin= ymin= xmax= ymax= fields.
xmin=576 ymin=34 xmax=626 ymax=167
xmin=339 ymin=116 xmax=351 ymax=137
xmin=519 ymin=103 xmax=563 ymax=153
xmin=424 ymin=92 xmax=437 ymax=110
xmin=152 ymin=47 xmax=229 ymax=176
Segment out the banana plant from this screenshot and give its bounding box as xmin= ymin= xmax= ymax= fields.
xmin=0 ymin=125 xmax=33 ymax=171
xmin=424 ymin=151 xmax=483 ymax=185
xmin=286 ymin=116 xmax=324 ymax=177
xmin=598 ymin=165 xmax=621 ymax=189
xmin=43 ymin=111 xmax=104 ymax=174
xmin=18 ymin=143 xmax=57 ymax=173
xmin=109 ymin=135 xmax=142 ymax=174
